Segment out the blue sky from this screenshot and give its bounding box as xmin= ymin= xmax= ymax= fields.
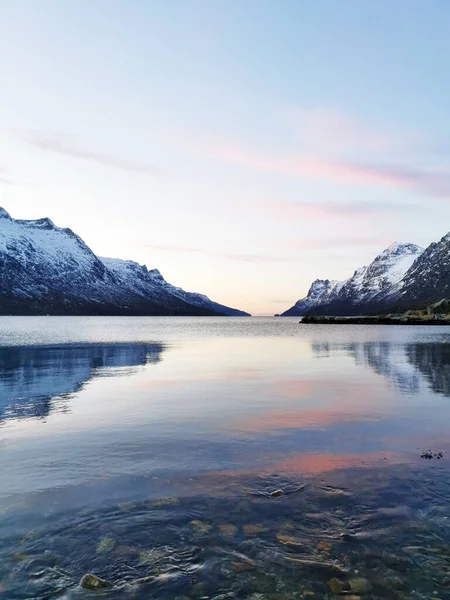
xmin=1 ymin=0 xmax=449 ymax=314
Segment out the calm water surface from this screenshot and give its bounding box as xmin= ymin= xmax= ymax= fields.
xmin=1 ymin=317 xmax=450 ymax=599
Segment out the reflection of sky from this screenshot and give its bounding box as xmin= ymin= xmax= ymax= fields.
xmin=2 ymin=325 xmax=450 ymax=502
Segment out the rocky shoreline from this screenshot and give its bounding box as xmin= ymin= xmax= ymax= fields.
xmin=301 ymin=314 xmax=450 ymax=325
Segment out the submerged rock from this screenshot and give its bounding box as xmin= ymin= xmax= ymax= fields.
xmin=13 ymin=552 xmax=28 ymax=562
xmin=271 ymin=489 xmax=284 ymax=498
xmin=328 ymin=577 xmax=346 ymax=593
xmin=80 ymin=573 xmax=113 ymax=589
xmin=232 ymin=560 xmax=255 ymax=573
xmin=96 ymin=537 xmax=116 ymax=553
xmin=349 ymin=578 xmax=371 ymax=594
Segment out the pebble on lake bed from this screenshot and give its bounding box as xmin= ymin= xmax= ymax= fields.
xmin=349 ymin=578 xmax=371 ymax=594
xmin=271 ymin=489 xmax=284 ymax=497
xmin=148 ymin=497 xmax=180 ymax=508
xmin=80 ymin=573 xmax=113 ymax=589
xmin=243 ymin=524 xmax=268 ymax=535
xmin=276 ymin=533 xmax=304 ymax=547
xmin=190 ymin=520 xmax=212 ymax=534
xmin=317 ymin=541 xmax=332 ymax=552
xmin=219 ymin=523 xmax=238 ymax=537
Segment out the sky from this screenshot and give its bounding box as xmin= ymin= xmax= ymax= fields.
xmin=0 ymin=0 xmax=450 ymax=315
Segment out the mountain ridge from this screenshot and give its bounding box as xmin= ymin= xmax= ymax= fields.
xmin=0 ymin=207 xmax=250 ymax=316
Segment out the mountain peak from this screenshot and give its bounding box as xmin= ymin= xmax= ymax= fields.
xmin=30 ymin=217 xmax=55 ymax=230
xmin=0 ymin=207 xmax=11 ymax=219
xmin=380 ymin=242 xmax=423 ymax=257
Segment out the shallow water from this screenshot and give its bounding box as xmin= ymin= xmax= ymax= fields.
xmin=1 ymin=317 xmax=450 ymax=599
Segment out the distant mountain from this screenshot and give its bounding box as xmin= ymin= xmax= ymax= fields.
xmin=0 ymin=207 xmax=249 ymax=316
xmin=281 ymin=241 xmax=426 ymax=316
xmin=282 ymin=279 xmax=344 ymax=316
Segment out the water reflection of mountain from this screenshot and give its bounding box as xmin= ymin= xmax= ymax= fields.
xmin=311 ymin=341 xmax=450 ymax=397
xmin=0 ymin=343 xmax=164 ymax=422
xmin=406 ymin=343 xmax=450 ymax=397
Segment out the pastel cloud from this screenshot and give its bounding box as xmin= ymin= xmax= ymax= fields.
xmin=179 ymin=108 xmax=450 ymax=199
xmin=205 ymin=141 xmax=450 ymax=196
xmin=19 ymin=130 xmax=159 ymax=175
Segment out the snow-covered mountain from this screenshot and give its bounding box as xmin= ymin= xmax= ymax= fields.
xmin=395 ymin=233 xmax=450 ymax=307
xmin=281 ymin=241 xmax=424 ymax=316
xmin=280 ymin=279 xmax=344 ymax=316
xmin=0 ymin=208 xmax=249 ymax=316
xmin=101 ymin=257 xmax=248 ymax=316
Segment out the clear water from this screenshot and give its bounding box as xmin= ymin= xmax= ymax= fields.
xmin=1 ymin=317 xmax=450 ymax=599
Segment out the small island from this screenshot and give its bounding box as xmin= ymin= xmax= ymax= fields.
xmin=301 ymin=299 xmax=450 ymax=325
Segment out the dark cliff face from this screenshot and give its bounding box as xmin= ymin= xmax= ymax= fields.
xmin=0 ymin=208 xmax=250 ymax=316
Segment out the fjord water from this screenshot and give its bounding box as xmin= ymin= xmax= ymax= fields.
xmin=1 ymin=318 xmax=450 ymax=599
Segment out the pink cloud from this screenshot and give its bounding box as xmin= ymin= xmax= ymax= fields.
xmin=206 ymin=142 xmax=409 ymax=187
xmin=267 ymin=200 xmax=404 ymax=221
xmin=163 ymin=110 xmax=450 ymax=197
xmin=205 ymin=142 xmax=450 ymax=193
